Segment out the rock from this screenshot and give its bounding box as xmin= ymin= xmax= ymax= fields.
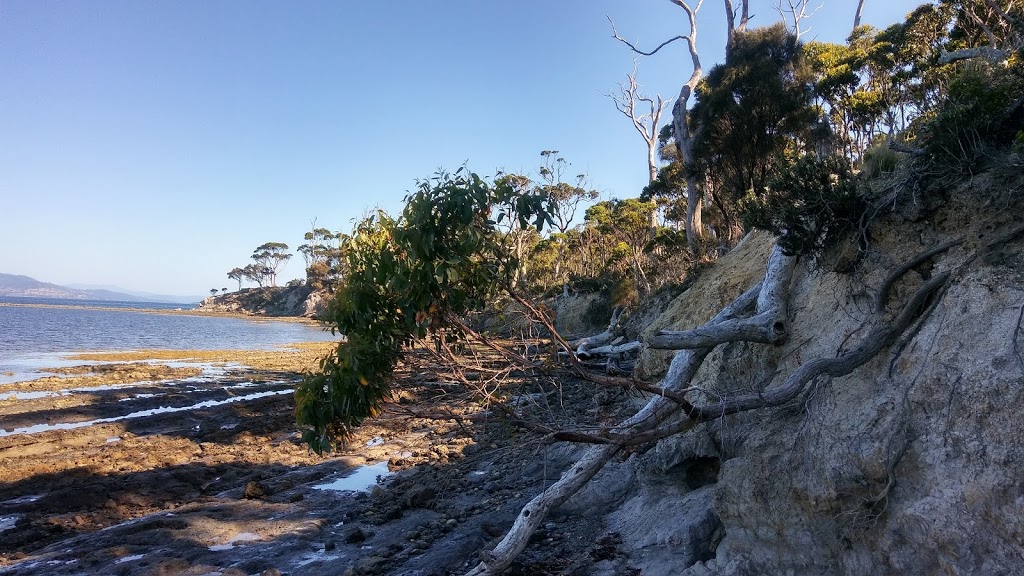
xmin=243 ymin=481 xmax=267 ymax=499
xmin=355 ymin=554 xmax=389 ymax=575
xmin=343 ymin=526 xmax=368 ymax=544
xmin=403 ymin=485 xmax=437 ymax=509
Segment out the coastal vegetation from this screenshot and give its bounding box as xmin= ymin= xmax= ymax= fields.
xmin=286 ymin=0 xmax=1023 ymax=573
xmin=4 ymin=2 xmax=1024 ymax=575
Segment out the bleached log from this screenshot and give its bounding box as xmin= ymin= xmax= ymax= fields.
xmin=938 ymin=46 xmax=1007 ymax=65
xmin=568 ymin=307 xmax=624 ymax=350
xmin=578 ymin=341 xmax=642 ymax=358
xmin=649 ymin=246 xmax=796 ymax=350
xmin=466 ymin=278 xmax=772 ymax=576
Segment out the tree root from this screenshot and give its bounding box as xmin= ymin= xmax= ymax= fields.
xmin=876 ymin=239 xmax=961 ymax=313
xmin=465 ymin=248 xmax=793 ymax=575
xmin=466 ymin=242 xmax=955 ymax=575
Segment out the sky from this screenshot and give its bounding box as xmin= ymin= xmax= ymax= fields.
xmin=0 ymin=0 xmax=924 ymax=297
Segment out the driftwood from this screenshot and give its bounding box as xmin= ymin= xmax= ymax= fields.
xmin=569 ymin=306 xmax=626 ymax=357
xmin=576 ymin=341 xmax=642 ymax=359
xmin=466 ymin=241 xmax=955 ymax=576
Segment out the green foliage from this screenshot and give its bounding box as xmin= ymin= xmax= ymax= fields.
xmin=918 ymin=59 xmax=1024 ymax=176
xmin=861 ymin=139 xmax=901 ymax=178
xmin=295 ymin=169 xmax=553 ymax=453
xmin=741 ymin=154 xmax=865 ymax=257
xmin=690 ymin=24 xmax=820 ymax=239
xmin=251 ymin=242 xmax=291 ymax=287
xmin=583 ymin=297 xmax=614 ymax=329
xmin=227 ymin=267 xmax=245 ymax=291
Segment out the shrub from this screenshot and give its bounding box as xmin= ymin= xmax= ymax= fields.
xmin=861 ymin=139 xmax=901 ymax=178
xmin=919 ymin=61 xmax=1024 ymax=177
xmin=741 ymin=154 xmax=865 ymax=257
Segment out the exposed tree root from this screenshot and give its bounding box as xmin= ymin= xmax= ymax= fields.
xmin=466 ymin=242 xmax=955 ymax=575
xmin=466 ymin=248 xmax=793 ymax=575
xmin=875 ymin=239 xmax=961 ymax=313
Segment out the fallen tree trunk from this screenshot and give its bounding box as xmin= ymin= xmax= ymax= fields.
xmin=466 ymin=248 xmax=794 ymax=575
xmin=575 ymin=341 xmax=642 ymax=358
xmin=467 ymin=242 xmax=956 ymax=575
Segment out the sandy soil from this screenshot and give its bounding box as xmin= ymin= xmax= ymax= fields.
xmin=0 ymin=341 xmax=633 ymax=575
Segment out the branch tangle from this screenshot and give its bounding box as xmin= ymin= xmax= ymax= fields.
xmin=467 ymin=240 xmax=955 ymax=574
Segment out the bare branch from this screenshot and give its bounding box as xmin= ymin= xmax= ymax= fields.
xmin=467 ymin=252 xmax=786 ymax=576
xmin=608 ymin=16 xmax=689 ymax=56
xmin=776 ymin=0 xmax=822 ymax=38
xmin=604 ymin=59 xmax=671 ymax=183
xmin=467 ymin=275 xmax=762 ymax=576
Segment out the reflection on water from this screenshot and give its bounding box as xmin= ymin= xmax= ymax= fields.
xmin=313 ymin=461 xmax=392 ymax=493
xmin=0 ymin=301 xmax=336 ymax=384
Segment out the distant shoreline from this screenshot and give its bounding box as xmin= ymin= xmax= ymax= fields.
xmin=0 ymin=301 xmax=321 ymax=324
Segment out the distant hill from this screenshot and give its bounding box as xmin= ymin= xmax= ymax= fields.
xmin=66 ymin=283 xmax=206 ymax=304
xmin=0 ymin=273 xmax=196 ymax=304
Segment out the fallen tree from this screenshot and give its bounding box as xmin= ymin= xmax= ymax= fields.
xmin=465 ymin=241 xmax=953 ymax=575
xmin=292 ymin=169 xmax=959 ymax=575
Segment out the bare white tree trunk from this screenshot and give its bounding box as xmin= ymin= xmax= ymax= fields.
xmin=853 ymin=0 xmax=866 ymax=30
xmin=611 ymin=1 xmax=706 ymax=254
xmin=466 ymin=249 xmax=796 ymax=576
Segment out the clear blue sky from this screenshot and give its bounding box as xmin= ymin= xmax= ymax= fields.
xmin=0 ymin=0 xmax=922 ymax=296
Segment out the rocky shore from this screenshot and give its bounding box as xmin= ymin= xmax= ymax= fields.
xmin=197 ymin=286 xmax=331 ymax=319
xmin=0 ymin=342 xmax=631 ymax=576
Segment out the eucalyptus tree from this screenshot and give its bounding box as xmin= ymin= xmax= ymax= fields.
xmin=251 ymin=242 xmax=291 ymax=287
xmin=227 ymin=267 xmax=245 ymax=291
xmin=295 ymin=169 xmax=554 ymax=450
xmin=689 ymin=23 xmax=819 ymax=243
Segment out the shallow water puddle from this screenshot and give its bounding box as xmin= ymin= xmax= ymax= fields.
xmin=0 ymin=516 xmax=18 ymax=532
xmin=294 ymin=551 xmax=343 ymax=567
xmin=113 ymin=554 xmax=145 ymax=564
xmin=313 ymin=461 xmax=392 ymax=493
xmin=0 ymin=389 xmax=292 ymax=437
xmin=209 ymin=532 xmax=260 ymax=551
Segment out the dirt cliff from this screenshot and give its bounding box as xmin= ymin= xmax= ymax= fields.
xmin=568 ymin=162 xmax=1024 ymax=575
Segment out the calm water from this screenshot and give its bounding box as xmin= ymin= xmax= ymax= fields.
xmin=0 ymin=298 xmax=337 ymax=384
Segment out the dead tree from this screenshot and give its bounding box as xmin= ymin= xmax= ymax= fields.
xmin=853 ymin=0 xmax=866 ymax=30
xmin=465 ymin=239 xmax=954 ymax=575
xmin=610 ymin=0 xmax=751 ymax=254
xmin=724 ymin=0 xmax=751 ymax=44
xmin=606 ymin=59 xmax=669 ymax=185
xmin=605 ymin=59 xmax=671 ymax=239
xmin=776 ymin=0 xmax=821 ymax=39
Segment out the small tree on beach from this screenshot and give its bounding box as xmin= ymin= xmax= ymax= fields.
xmin=209 ymin=288 xmax=218 ymax=297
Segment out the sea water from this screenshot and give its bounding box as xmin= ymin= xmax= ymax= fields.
xmin=0 ymin=298 xmax=336 ymax=385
